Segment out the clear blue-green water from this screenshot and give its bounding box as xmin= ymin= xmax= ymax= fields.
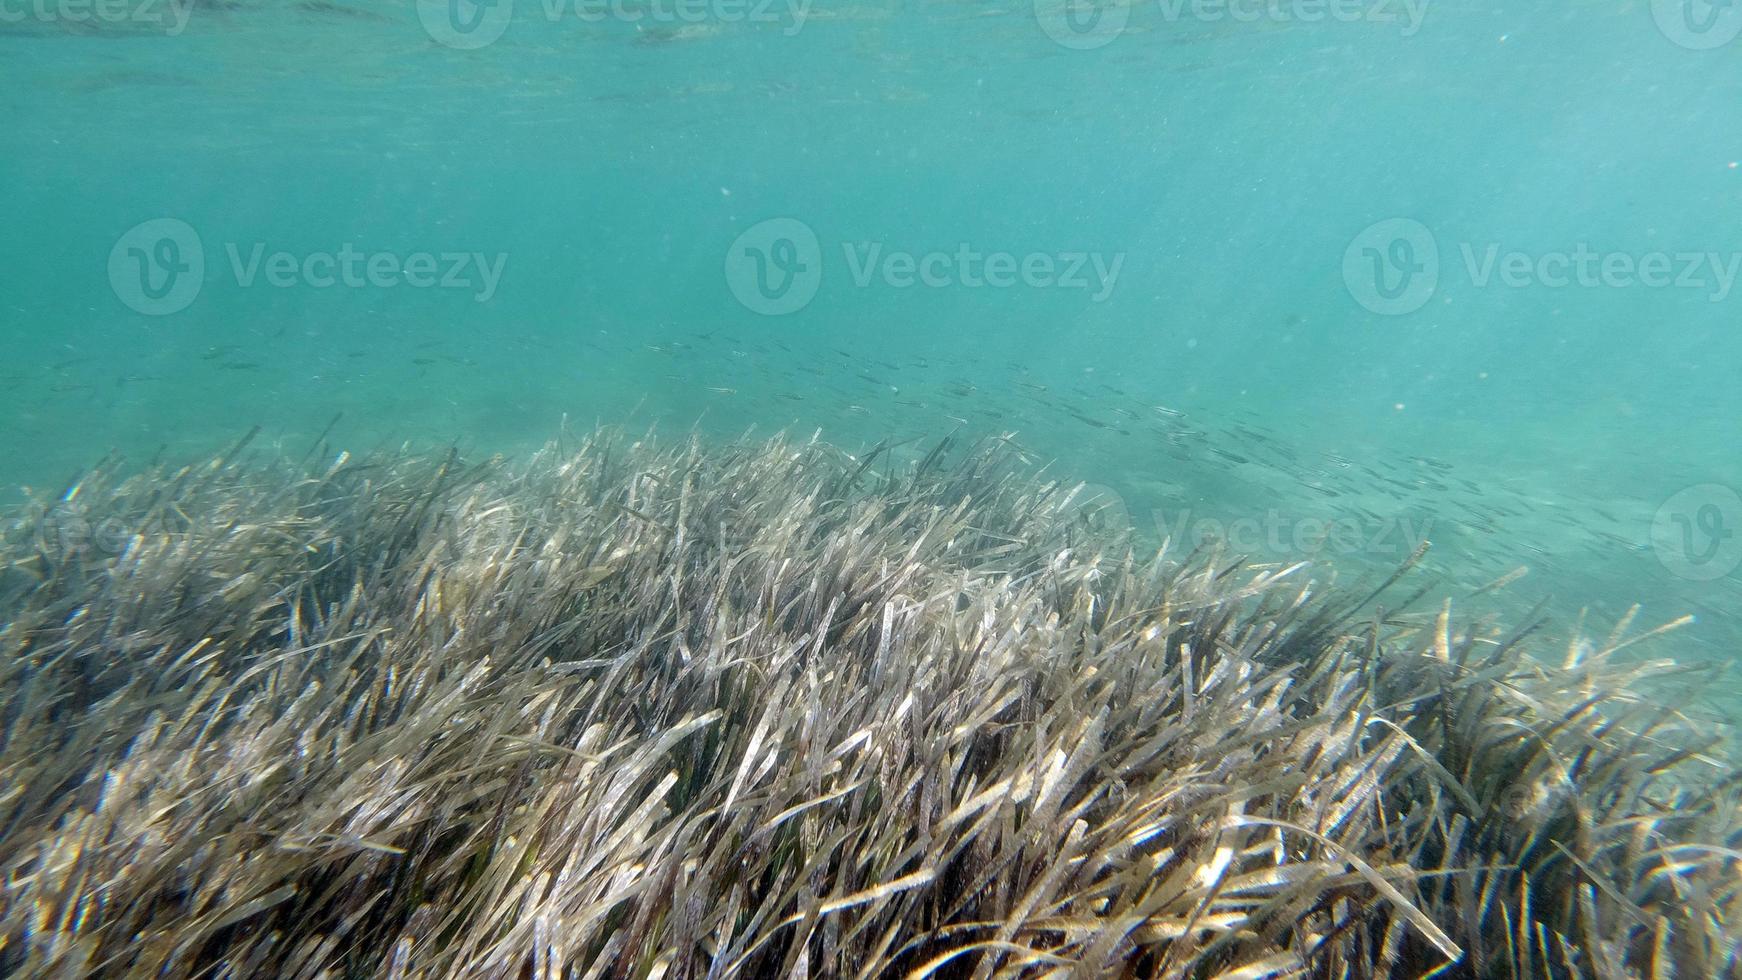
xmin=3 ymin=1 xmax=1740 ymax=709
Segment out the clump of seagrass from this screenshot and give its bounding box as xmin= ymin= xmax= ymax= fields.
xmin=0 ymin=428 xmax=1735 ymax=979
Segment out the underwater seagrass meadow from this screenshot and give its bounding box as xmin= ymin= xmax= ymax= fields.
xmin=3 ymin=0 xmax=1742 ymax=977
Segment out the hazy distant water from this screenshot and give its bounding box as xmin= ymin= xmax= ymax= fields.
xmin=3 ymin=2 xmax=1740 ymax=708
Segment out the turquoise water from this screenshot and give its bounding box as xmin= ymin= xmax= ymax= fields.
xmin=4 ymin=2 xmax=1740 ymax=706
